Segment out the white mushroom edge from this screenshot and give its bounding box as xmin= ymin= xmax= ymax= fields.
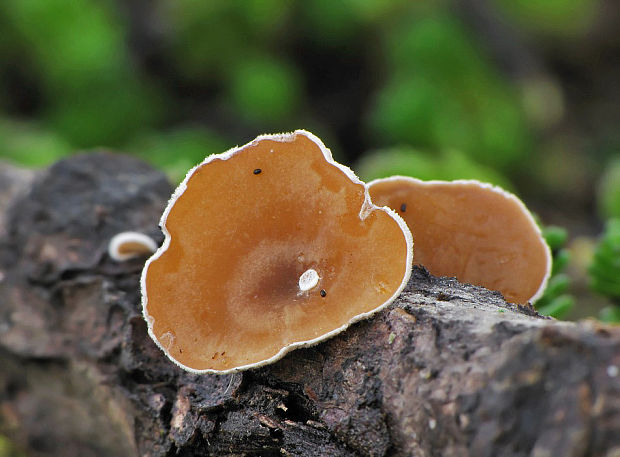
xmin=141 ymin=130 xmax=414 ymax=374
xmin=368 ymin=175 xmax=552 ymax=304
xmin=108 ymin=231 xmax=158 ymax=261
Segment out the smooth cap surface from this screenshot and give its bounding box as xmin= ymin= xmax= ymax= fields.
xmin=369 ymin=177 xmax=551 ymax=304
xmin=142 ymin=131 xmax=412 ymax=373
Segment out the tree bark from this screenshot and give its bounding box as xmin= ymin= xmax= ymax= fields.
xmin=0 ymin=154 xmax=618 ymax=457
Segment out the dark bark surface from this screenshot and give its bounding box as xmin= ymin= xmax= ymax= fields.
xmin=0 ymin=154 xmax=618 ymax=457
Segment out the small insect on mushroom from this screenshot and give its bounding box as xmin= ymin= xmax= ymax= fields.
xmin=108 ymin=231 xmax=158 ymax=261
xmin=141 ymin=130 xmax=413 ymax=374
xmin=368 ymin=177 xmax=552 ymax=304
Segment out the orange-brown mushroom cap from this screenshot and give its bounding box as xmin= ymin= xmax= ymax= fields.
xmin=368 ymin=177 xmax=551 ymax=304
xmin=141 ymin=131 xmax=412 ymax=374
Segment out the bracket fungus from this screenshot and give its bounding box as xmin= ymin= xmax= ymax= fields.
xmin=368 ymin=177 xmax=551 ymax=304
xmin=141 ymin=130 xmax=412 ymax=374
xmin=108 ymin=231 xmax=158 ymax=261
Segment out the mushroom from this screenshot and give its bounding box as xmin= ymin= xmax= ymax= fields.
xmin=108 ymin=231 xmax=158 ymax=261
xmin=141 ymin=130 xmax=413 ymax=374
xmin=368 ymin=177 xmax=551 ymax=304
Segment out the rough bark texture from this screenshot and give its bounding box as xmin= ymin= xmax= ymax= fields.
xmin=0 ymin=154 xmax=618 ymax=457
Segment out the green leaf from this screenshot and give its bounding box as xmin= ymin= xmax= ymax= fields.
xmin=589 ymin=218 xmax=620 ymax=300
xmin=552 ymin=249 xmax=571 ymax=276
xmin=538 ymin=295 xmax=575 ymax=319
xmin=599 ymin=305 xmax=620 ymax=324
xmin=542 ymin=226 xmax=568 ymax=251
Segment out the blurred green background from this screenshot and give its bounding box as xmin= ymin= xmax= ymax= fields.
xmin=0 ymin=0 xmax=618 ymax=322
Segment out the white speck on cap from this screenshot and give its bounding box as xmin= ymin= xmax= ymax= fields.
xmin=298 ymin=269 xmax=319 ymax=291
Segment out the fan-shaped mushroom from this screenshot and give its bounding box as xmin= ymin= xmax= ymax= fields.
xmin=368 ymin=177 xmax=551 ymax=304
xmin=142 ymin=131 xmax=412 ymax=373
xmin=108 ymin=231 xmax=157 ymax=261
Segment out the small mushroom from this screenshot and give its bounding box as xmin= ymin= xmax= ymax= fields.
xmin=141 ymin=130 xmax=412 ymax=374
xmin=368 ymin=177 xmax=551 ymax=304
xmin=108 ymin=231 xmax=158 ymax=261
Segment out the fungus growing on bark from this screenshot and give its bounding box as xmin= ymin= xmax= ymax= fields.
xmin=368 ymin=177 xmax=551 ymax=304
xmin=141 ymin=130 xmax=412 ymax=374
xmin=108 ymin=231 xmax=158 ymax=261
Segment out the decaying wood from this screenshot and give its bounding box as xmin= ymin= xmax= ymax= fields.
xmin=0 ymin=154 xmax=618 ymax=457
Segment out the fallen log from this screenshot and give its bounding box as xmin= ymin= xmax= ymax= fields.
xmin=0 ymin=154 xmax=617 ymax=457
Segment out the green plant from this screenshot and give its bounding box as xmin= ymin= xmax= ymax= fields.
xmin=589 ymin=218 xmax=620 ymax=323
xmin=0 ymin=434 xmax=27 ymax=457
xmin=493 ymin=0 xmax=597 ymax=36
xmin=370 ymin=12 xmax=532 ymax=172
xmin=356 ymin=146 xmax=513 ymax=189
xmin=536 ymin=225 xmax=575 ymax=319
xmin=227 ymin=56 xmax=303 ymax=125
xmin=127 ymin=127 xmax=230 ymax=183
xmin=1 ymin=0 xmax=161 ymax=147
xmin=598 ymin=158 xmax=620 ymax=220
xmin=165 ymin=0 xmax=293 ymax=81
xmin=0 ymin=118 xmax=72 ymax=167
xmin=599 ymin=305 xmax=620 ymax=324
